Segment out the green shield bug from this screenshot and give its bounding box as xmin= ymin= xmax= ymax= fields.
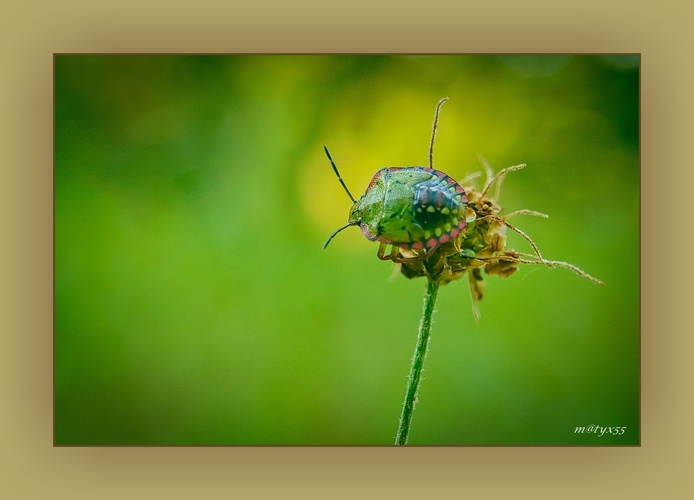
xmin=323 ymin=98 xmax=469 ymax=262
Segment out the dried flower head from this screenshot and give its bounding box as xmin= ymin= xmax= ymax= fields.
xmin=397 ymin=155 xmax=604 ymax=320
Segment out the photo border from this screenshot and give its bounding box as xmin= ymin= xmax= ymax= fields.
xmin=4 ymin=0 xmax=688 ymax=497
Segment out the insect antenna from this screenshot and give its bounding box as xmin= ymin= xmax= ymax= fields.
xmin=323 ymin=145 xmax=356 ymax=203
xmin=428 ymin=97 xmax=449 ymax=169
xmin=323 ymin=221 xmax=355 ymax=250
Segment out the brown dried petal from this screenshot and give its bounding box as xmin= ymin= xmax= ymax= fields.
xmin=484 ymin=259 xmax=519 ymax=278
xmin=469 ymin=268 xmax=484 ymax=301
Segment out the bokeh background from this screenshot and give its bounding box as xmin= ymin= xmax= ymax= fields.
xmin=55 ymin=55 xmax=639 ymax=445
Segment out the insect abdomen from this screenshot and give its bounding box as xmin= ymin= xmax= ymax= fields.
xmin=408 ymin=168 xmax=468 ymax=249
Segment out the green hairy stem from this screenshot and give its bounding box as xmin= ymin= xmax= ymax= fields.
xmin=395 ymin=278 xmax=440 ymax=445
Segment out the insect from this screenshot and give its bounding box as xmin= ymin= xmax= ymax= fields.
xmin=323 ymin=98 xmax=469 ymax=262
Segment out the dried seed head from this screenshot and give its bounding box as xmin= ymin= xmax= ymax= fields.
xmin=397 ymin=159 xmax=603 ymax=319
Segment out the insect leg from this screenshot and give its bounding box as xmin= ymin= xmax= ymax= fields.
xmin=391 ymin=245 xmax=438 ymax=263
xmin=377 ymin=242 xmax=393 ymax=261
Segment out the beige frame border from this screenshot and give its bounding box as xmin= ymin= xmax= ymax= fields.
xmin=4 ymin=0 xmax=690 ymax=497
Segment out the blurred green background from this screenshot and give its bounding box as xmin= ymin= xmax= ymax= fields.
xmin=55 ymin=55 xmax=639 ymax=445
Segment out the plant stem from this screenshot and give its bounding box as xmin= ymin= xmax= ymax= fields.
xmin=395 ymin=277 xmax=440 ymax=445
